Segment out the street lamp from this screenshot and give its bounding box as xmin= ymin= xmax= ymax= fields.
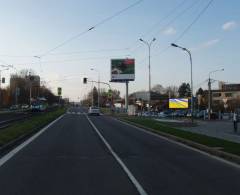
xmin=139 ymin=37 xmax=156 ymax=113
xmin=171 ymin=43 xmax=194 ymax=123
xmin=90 ymin=68 xmax=100 ymax=108
xmin=208 ymin=68 xmax=224 ymax=120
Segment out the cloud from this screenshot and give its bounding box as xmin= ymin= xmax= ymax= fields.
xmin=162 ymin=27 xmax=176 ymax=35
xmin=192 ymin=39 xmax=220 ymax=51
xmin=203 ymin=39 xmax=220 ymax=47
xmin=222 ymin=21 xmax=237 ymax=31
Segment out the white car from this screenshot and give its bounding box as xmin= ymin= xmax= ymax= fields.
xmin=21 ymin=104 xmax=29 ymax=109
xmin=88 ymin=107 xmax=100 ymax=116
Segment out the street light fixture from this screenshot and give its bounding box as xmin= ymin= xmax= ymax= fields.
xmin=171 ymin=43 xmax=194 ymax=123
xmin=139 ymin=37 xmax=156 ymax=113
xmin=208 ymin=68 xmax=224 ymax=120
xmin=90 ymin=68 xmax=100 ymax=108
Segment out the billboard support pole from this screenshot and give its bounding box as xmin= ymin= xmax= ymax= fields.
xmin=125 ymin=81 xmax=129 ymax=112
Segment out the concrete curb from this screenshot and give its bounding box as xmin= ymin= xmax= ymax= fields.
xmin=118 ymin=118 xmax=240 ymax=165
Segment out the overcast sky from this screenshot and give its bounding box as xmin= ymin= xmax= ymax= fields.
xmin=0 ymin=0 xmax=239 ymax=101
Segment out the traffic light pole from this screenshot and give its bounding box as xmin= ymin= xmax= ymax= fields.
xmin=208 ymin=78 xmax=211 ymax=120
xmin=125 ymin=81 xmax=129 ymax=112
xmin=84 ymin=78 xmax=112 ymax=107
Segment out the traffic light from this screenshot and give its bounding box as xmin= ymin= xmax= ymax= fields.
xmin=83 ymin=78 xmax=87 ymax=84
xmin=57 ymin=87 xmax=62 ymax=96
xmin=1 ymin=77 xmax=5 ymax=83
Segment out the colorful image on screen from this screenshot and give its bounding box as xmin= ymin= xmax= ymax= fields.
xmin=169 ymin=98 xmax=189 ymax=109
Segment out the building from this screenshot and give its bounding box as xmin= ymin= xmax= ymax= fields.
xmin=10 ymin=75 xmax=40 ymax=104
xmin=209 ymin=82 xmax=240 ymax=111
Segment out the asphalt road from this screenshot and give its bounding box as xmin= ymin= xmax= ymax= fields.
xmin=0 ymin=106 xmax=240 ymax=195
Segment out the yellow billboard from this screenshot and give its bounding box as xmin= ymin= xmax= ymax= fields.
xmin=169 ymin=98 xmax=189 ymax=109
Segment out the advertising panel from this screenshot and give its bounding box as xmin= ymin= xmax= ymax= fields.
xmin=169 ymin=98 xmax=189 ymax=109
xmin=111 ymin=59 xmax=135 ymax=82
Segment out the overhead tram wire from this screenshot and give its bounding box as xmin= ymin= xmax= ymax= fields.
xmin=153 ymin=0 xmax=215 ymax=57
xmin=0 ymin=0 xmax=186 ymax=59
xmin=38 ymin=0 xmax=144 ymax=58
xmin=136 ymin=0 xmax=214 ymax=67
xmin=127 ymin=0 xmax=189 ymax=51
xmin=46 ymin=48 xmax=130 ymax=56
xmin=173 ymin=0 xmax=214 ymax=43
xmin=129 ymin=0 xmax=201 ymax=55
xmin=9 ymin=54 xmax=132 ymax=66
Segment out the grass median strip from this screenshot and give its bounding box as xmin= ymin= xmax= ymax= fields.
xmin=0 ymin=108 xmax=66 ymax=147
xmin=121 ymin=117 xmax=240 ymax=157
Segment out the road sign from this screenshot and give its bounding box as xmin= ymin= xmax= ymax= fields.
xmin=57 ymin=87 xmax=62 ymax=96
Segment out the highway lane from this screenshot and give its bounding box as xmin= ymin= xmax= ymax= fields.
xmin=0 ymin=107 xmax=138 ymax=195
xmin=0 ymin=106 xmax=240 ymax=195
xmin=89 ymin=114 xmax=240 ymax=195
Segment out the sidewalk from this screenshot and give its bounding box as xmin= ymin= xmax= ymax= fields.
xmin=180 ymin=120 xmax=240 ymax=143
xmin=154 ymin=118 xmax=240 ymax=143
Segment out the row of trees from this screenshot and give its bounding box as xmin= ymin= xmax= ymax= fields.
xmin=80 ymin=87 xmax=121 ymax=107
xmin=80 ymin=82 xmax=193 ymax=108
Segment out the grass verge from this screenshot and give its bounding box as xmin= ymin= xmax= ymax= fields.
xmin=121 ymin=117 xmax=240 ymax=157
xmin=0 ymin=108 xmax=66 ymax=147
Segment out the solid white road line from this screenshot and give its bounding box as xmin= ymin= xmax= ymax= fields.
xmin=0 ymin=114 xmax=65 ymax=168
xmin=116 ymin=119 xmax=240 ymax=169
xmin=85 ymin=115 xmax=148 ymax=195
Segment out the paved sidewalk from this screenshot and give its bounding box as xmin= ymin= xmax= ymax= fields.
xmin=181 ymin=120 xmax=240 ymax=143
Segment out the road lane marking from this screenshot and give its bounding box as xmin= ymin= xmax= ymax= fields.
xmin=116 ymin=118 xmax=240 ymax=169
xmin=85 ymin=115 xmax=148 ymax=195
xmin=0 ymin=114 xmax=65 ymax=168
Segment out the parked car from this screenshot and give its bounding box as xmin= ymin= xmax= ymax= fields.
xmin=88 ymin=107 xmax=100 ymax=116
xmin=210 ymin=112 xmax=218 ymax=119
xmin=173 ymin=110 xmax=187 ymax=117
xmin=21 ymin=104 xmax=29 ymax=109
xmin=10 ymin=105 xmax=19 ymax=110
xmin=158 ymin=110 xmax=173 ymax=118
xmin=196 ymin=110 xmax=206 ymax=118
xmin=158 ymin=111 xmax=167 ymax=118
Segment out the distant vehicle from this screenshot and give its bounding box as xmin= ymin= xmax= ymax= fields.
xmin=31 ymin=103 xmax=47 ymax=112
xmin=158 ymin=111 xmax=167 ymax=118
xmin=21 ymin=104 xmax=29 ymax=109
xmin=88 ymin=107 xmax=100 ymax=116
xmin=210 ymin=112 xmax=218 ymax=120
xmin=10 ymin=105 xmax=19 ymax=110
xmin=196 ymin=110 xmax=205 ymax=118
xmin=163 ymin=110 xmax=173 ymax=117
xmin=173 ymin=110 xmax=187 ymax=117
xmin=31 ymin=98 xmax=48 ymax=112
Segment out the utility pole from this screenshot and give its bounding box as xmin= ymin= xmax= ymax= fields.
xmin=208 ymin=68 xmax=224 ymax=120
xmin=90 ymin=68 xmax=100 ymax=108
xmin=208 ymin=78 xmax=211 ymax=120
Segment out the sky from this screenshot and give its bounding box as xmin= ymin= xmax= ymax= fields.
xmin=0 ymin=0 xmax=239 ymax=101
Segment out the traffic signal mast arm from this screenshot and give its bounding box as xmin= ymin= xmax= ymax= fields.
xmin=83 ymin=78 xmax=111 ymax=90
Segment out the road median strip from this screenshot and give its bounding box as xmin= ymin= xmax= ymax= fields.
xmin=0 ymin=108 xmax=66 ymax=155
xmin=118 ymin=117 xmax=240 ymax=165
